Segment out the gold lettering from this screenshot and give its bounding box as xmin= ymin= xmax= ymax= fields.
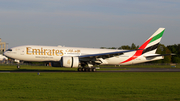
xmin=55 ymin=50 xmax=59 ymax=56
xmin=77 ymin=50 xmax=80 ymax=53
xmin=47 ymin=50 xmax=52 ymax=56
xmin=32 ymin=49 xmax=40 ymax=55
xmin=67 ymin=59 xmax=70 ymax=64
xmin=60 ymin=50 xmax=64 ymax=56
xmin=44 ymin=49 xmax=47 ymax=55
xmin=52 ymin=49 xmax=55 ymax=56
xmin=26 ymin=47 xmax=31 ymax=55
xmin=41 ymin=48 xmax=43 ymax=55
xmin=26 ymin=47 xmax=64 ymax=56
xmin=68 ymin=49 xmax=73 ymax=52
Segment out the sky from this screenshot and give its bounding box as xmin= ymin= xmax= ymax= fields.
xmin=0 ymin=0 xmax=180 ymax=49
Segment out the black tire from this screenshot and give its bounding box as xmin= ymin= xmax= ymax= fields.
xmin=92 ymin=68 xmax=96 ymax=72
xmin=81 ymin=68 xmax=85 ymax=72
xmin=88 ymin=68 xmax=91 ymax=72
xmin=85 ymin=68 xmax=89 ymax=72
xmin=17 ymin=65 xmax=20 ymax=69
xmin=78 ymin=68 xmax=81 ymax=72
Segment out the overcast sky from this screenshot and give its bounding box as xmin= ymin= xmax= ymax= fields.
xmin=0 ymin=0 xmax=180 ymax=49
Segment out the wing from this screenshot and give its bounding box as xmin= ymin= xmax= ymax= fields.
xmin=79 ymin=50 xmax=138 ymax=59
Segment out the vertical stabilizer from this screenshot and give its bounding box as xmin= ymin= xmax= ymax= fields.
xmin=141 ymin=28 xmax=165 ymax=54
xmin=120 ymin=28 xmax=165 ymax=64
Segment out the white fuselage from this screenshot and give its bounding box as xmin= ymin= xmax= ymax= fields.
xmin=3 ymin=45 xmax=163 ymax=65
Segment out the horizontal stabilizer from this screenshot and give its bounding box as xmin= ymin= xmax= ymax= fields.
xmin=145 ymin=53 xmax=175 ymax=58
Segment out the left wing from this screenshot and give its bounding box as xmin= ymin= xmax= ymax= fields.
xmin=79 ymin=50 xmax=138 ymax=59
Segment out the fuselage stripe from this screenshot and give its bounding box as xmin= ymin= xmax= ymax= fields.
xmin=142 ymin=43 xmax=159 ymax=54
xmin=149 ymin=30 xmax=164 ymax=44
xmin=120 ymin=38 xmax=152 ymax=64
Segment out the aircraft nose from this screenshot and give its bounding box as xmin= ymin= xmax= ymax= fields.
xmin=3 ymin=51 xmax=7 ymax=57
xmin=3 ymin=49 xmax=12 ymax=57
xmin=3 ymin=51 xmax=10 ymax=57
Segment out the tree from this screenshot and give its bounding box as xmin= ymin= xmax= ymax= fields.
xmin=120 ymin=45 xmax=130 ymax=50
xmin=100 ymin=47 xmax=106 ymax=49
xmin=156 ymin=44 xmax=172 ymax=63
xmin=130 ymin=43 xmax=136 ymax=49
xmin=172 ymin=57 xmax=180 ymax=63
xmin=167 ymin=44 xmax=180 ymax=63
xmin=108 ymin=47 xmax=117 ymax=49
xmin=130 ymin=43 xmax=139 ymax=49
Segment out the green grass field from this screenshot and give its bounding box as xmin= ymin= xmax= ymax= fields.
xmin=0 ymin=65 xmax=180 ymax=101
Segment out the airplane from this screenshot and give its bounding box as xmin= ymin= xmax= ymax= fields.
xmin=0 ymin=54 xmax=8 ymax=61
xmin=4 ymin=28 xmax=168 ymax=72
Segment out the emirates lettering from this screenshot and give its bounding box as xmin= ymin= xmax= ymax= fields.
xmin=26 ymin=47 xmax=64 ymax=56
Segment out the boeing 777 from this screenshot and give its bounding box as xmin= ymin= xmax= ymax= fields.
xmin=4 ymin=28 xmax=168 ymax=72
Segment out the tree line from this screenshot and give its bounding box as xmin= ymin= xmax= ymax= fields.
xmin=101 ymin=43 xmax=180 ymax=63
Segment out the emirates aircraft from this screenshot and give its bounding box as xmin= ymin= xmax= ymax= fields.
xmin=4 ymin=28 xmax=167 ymax=72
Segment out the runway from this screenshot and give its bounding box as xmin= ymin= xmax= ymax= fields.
xmin=99 ymin=68 xmax=180 ymax=72
xmin=1 ymin=68 xmax=180 ymax=73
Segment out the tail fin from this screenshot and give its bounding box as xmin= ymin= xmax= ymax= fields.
xmin=140 ymin=28 xmax=165 ymax=55
xmin=120 ymin=28 xmax=165 ymax=64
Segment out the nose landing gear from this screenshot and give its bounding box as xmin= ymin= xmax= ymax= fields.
xmin=17 ymin=65 xmax=20 ymax=69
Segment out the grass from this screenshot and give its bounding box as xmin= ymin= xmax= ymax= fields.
xmin=0 ymin=72 xmax=180 ymax=101
xmin=0 ymin=65 xmax=180 ymax=101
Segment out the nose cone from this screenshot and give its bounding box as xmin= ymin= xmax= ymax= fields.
xmin=3 ymin=51 xmax=8 ymax=57
xmin=3 ymin=49 xmax=12 ymax=58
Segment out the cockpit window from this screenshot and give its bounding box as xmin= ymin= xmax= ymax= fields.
xmin=6 ymin=49 xmax=12 ymax=51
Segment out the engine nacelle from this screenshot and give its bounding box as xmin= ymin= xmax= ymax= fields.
xmin=61 ymin=56 xmax=79 ymax=68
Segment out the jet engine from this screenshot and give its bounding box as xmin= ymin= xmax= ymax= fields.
xmin=61 ymin=56 xmax=79 ymax=68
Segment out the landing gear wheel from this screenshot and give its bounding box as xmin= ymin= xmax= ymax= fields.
xmin=92 ymin=68 xmax=96 ymax=72
xmin=17 ymin=65 xmax=20 ymax=69
xmin=88 ymin=68 xmax=91 ymax=72
xmin=85 ymin=68 xmax=89 ymax=72
xmin=77 ymin=67 xmax=96 ymax=72
xmin=81 ymin=68 xmax=85 ymax=72
xmin=78 ymin=68 xmax=81 ymax=72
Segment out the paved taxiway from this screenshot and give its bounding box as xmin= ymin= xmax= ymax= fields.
xmin=99 ymin=68 xmax=180 ymax=72
xmin=1 ymin=68 xmax=180 ymax=73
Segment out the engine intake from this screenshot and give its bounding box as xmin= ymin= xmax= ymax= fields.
xmin=61 ymin=56 xmax=79 ymax=68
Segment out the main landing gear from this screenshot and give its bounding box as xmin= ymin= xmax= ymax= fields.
xmin=77 ymin=67 xmax=96 ymax=72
